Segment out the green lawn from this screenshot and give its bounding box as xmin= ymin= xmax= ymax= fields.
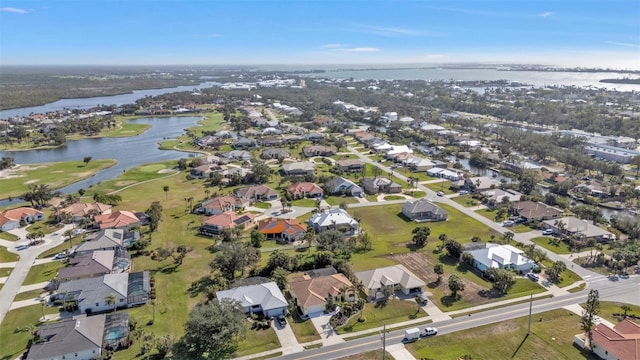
xmin=405 ymin=309 xmax=595 ymax=360
xmin=597 ymin=301 xmax=640 ymax=325
xmin=0 ymin=159 xmax=117 ymax=199
xmin=404 ymin=190 xmax=425 ymax=198
xmin=338 ymin=299 xmax=426 ymax=334
xmin=233 ymin=321 xmax=281 ymax=357
xmin=0 ymin=232 xmax=19 ymax=241
xmin=37 ymin=240 xmax=75 ymax=259
xmin=13 ymin=289 xmax=45 ymax=302
xmin=510 ymin=224 xmax=532 ymax=233
xmin=383 ymin=195 xmax=405 ymax=201
xmin=338 ymin=350 xmax=395 ymax=360
xmin=556 ymin=268 xmax=582 ymax=288
xmin=423 ymin=181 xmax=454 ymax=194
xmin=291 ymin=198 xmax=318 ymax=207
xmin=0 ymin=304 xmax=60 ymax=360
xmin=83 ymin=160 xmax=179 ymax=196
xmin=254 ymin=202 xmax=273 ymax=209
xmin=326 ymin=196 xmax=359 ymax=206
xmin=531 ymin=236 xmax=572 ymax=254
xmin=452 ymin=195 xmax=481 ymax=207
xmin=0 ymin=268 xmax=11 ymax=277
xmin=0 ymin=246 xmax=18 ymax=262
xmin=289 ymin=311 xmax=321 ymax=343
xmin=22 ymin=261 xmax=64 ymax=285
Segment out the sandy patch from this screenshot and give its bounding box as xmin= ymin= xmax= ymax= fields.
xmin=158 ymin=169 xmax=174 ymax=174
xmin=25 ymin=179 xmax=39 ymax=184
xmin=51 ymin=170 xmax=64 ymax=173
xmin=115 ymin=180 xmax=137 ymax=186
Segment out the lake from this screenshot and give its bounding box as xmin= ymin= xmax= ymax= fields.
xmin=0 ymin=116 xmax=203 ymax=202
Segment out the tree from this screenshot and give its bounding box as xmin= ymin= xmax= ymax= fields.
xmin=433 ymin=263 xmax=444 ymax=284
xmin=249 ymin=161 xmax=272 ymax=184
xmin=546 ymin=260 xmax=567 ymax=283
xmin=21 ymin=184 xmax=61 ymax=208
xmin=105 ymin=293 xmax=117 ymax=313
xmin=411 ymin=226 xmax=431 ymax=248
xmin=485 ymin=268 xmax=515 ymax=295
xmin=438 ymin=233 xmax=448 ymax=249
xmin=581 ymin=289 xmax=600 ymax=353
xmin=146 ymin=201 xmax=163 ymax=232
xmin=444 ymin=239 xmax=463 ymax=259
xmin=163 ymin=185 xmax=170 ymax=200
xmin=317 ymin=229 xmax=353 ymax=258
xmin=63 ymin=229 xmax=75 ymax=251
xmin=210 ymin=242 xmax=260 ymax=280
xmin=83 ymin=156 xmax=92 ymax=166
xmin=632 ymin=155 xmax=640 ymax=179
xmin=502 ymin=231 xmax=514 ymax=244
xmin=173 ymin=299 xmax=246 ymax=360
xmin=249 ymin=229 xmax=265 ymax=248
xmin=448 ymin=274 xmax=465 ymax=298
xmin=359 ymin=232 xmax=372 ymax=251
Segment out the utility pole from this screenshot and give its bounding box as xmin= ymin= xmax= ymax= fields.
xmin=527 ymin=291 xmax=533 ymax=335
xmin=382 ymin=321 xmax=386 ymax=360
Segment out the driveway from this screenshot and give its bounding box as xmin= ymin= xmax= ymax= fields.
xmin=272 ymin=319 xmax=303 ymax=355
xmin=309 ymin=313 xmax=344 ymax=346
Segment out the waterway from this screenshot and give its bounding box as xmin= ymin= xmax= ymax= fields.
xmin=0 ymin=81 xmax=218 ymax=119
xmin=0 ymin=116 xmax=203 ymax=204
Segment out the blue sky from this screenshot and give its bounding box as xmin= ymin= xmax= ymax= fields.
xmin=1 ymin=0 xmax=639 ymax=68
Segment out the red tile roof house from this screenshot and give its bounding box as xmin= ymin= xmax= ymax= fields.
xmin=287 ymin=268 xmax=355 ymax=317
xmin=94 ymin=210 xmax=140 ymax=230
xmin=197 ymin=196 xmax=250 ymax=216
xmin=0 ymin=207 xmax=45 ymax=231
xmin=286 ymin=182 xmax=324 ymax=199
xmin=198 ymin=211 xmax=256 ymax=237
xmin=60 ymin=202 xmax=112 ymax=223
xmin=573 ymin=318 xmax=640 ymax=360
xmin=258 ymin=218 xmax=307 ymax=243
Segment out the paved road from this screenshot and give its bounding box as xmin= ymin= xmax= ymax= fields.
xmin=0 ymin=224 xmax=73 ymax=324
xmin=273 ymin=276 xmax=640 ymax=360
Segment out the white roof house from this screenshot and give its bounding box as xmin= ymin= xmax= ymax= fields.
xmin=427 ymin=167 xmax=464 ymax=181
xmin=355 ymin=265 xmax=426 ymax=299
xmin=467 ymin=243 xmax=535 ymax=273
xmin=386 ymin=145 xmax=414 ymax=156
xmin=308 ymin=208 xmax=359 ymax=234
xmin=216 ymin=281 xmax=288 ymax=318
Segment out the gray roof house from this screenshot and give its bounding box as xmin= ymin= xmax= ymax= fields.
xmin=282 ymin=161 xmax=316 ymax=176
xmin=234 ymin=185 xmax=279 ymax=202
xmin=75 ymin=229 xmax=139 ymax=254
xmin=216 ymin=281 xmax=288 ymax=318
xmin=360 ymin=177 xmax=402 ymax=195
xmin=57 ymin=249 xmax=130 ymax=282
xmin=261 ymin=148 xmax=290 ymax=160
xmin=326 ymin=176 xmax=363 ymax=197
xmin=232 ymin=137 xmax=257 ymax=149
xmin=26 ymin=314 xmax=106 ymax=360
xmin=402 ymin=198 xmax=448 ymax=222
xmin=56 ymin=271 xmax=150 ymax=314
xmin=355 ymin=265 xmax=426 ymax=300
xmin=221 ymin=150 xmax=253 ymax=161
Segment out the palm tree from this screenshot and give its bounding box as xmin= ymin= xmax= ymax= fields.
xmin=63 ymin=229 xmax=75 ymax=251
xmin=105 ymin=293 xmax=117 ymax=313
xmin=163 ymin=185 xmax=170 ymax=200
xmin=40 ymin=298 xmax=47 ymax=321
xmin=151 ymin=300 xmax=156 ymax=324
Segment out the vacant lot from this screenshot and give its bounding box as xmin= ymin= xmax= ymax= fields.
xmin=338 ymin=299 xmax=426 ymax=334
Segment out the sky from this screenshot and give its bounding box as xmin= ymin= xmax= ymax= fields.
xmin=1 ymin=0 xmax=639 ymax=69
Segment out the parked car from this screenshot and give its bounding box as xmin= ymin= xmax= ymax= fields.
xmin=54 ymin=252 xmax=68 ymax=260
xmin=526 ymin=273 xmax=540 ymax=282
xmin=459 ymin=190 xmax=469 ymax=195
xmin=416 ymin=293 xmax=428 ymax=305
xmin=436 ymin=191 xmax=444 ymax=197
xmin=502 ymin=220 xmax=514 ymax=227
xmin=542 ymin=229 xmax=554 ymax=236
xmin=422 ymin=327 xmax=438 ymax=336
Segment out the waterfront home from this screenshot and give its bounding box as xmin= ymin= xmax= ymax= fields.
xmin=542 ymin=216 xmax=616 ymax=242
xmin=59 ymin=202 xmax=112 ymax=223
xmin=0 ymin=207 xmax=45 ymax=231
xmin=94 ymin=210 xmax=140 ymax=230
xmin=216 ymin=281 xmax=288 ymax=318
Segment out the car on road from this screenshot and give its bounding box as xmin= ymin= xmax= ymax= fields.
xmin=526 ymin=273 xmax=540 ymax=282
xmin=422 ymin=327 xmax=438 ymax=336
xmin=54 ymin=252 xmax=68 ymax=260
xmin=436 ymin=191 xmax=444 ymax=197
xmin=502 ymin=220 xmax=514 ymax=227
xmin=276 ymin=316 xmax=287 ymax=327
xmin=542 ymin=229 xmax=554 ymax=236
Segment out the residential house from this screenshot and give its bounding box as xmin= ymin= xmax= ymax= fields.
xmin=384 ymin=145 xmax=413 ymax=158
xmin=195 ymin=135 xmax=224 ymax=148
xmin=464 ymin=176 xmax=500 ymax=193
xmin=56 ymin=271 xmax=150 ymax=314
xmin=302 ymin=145 xmax=335 ymax=157
xmin=402 ymin=198 xmax=448 ymax=222
xmin=221 ymin=150 xmax=253 ymax=161
xmin=286 ymin=182 xmax=323 ymax=199
xmin=75 ymin=229 xmax=138 ymax=254
xmin=235 ymin=185 xmax=279 ymax=202
xmin=190 ymin=164 xmax=217 ymax=179
xmin=353 ymin=131 xmax=376 ymax=143
xmin=404 ymin=157 xmax=436 ymax=172
xmin=282 ymin=161 xmax=316 ymax=176
xmin=287 ymin=268 xmax=355 ymax=317
xmin=261 ymin=148 xmax=290 ymax=160
xmin=542 ymin=171 xmax=571 ymax=184
xmin=94 ymin=211 xmax=140 ymax=230
xmin=57 ymin=250 xmax=130 ymax=282
xmin=198 ymin=211 xmax=255 ymax=237
xmin=355 ymin=265 xmax=426 ymax=301
xmin=480 ymin=189 xmax=522 ymax=208
xmin=360 ymin=177 xmax=402 ymax=195
xmin=0 ymin=207 xmax=45 ymax=231
xmin=308 ymin=208 xmax=359 ymax=234
xmin=258 ymin=218 xmax=307 ymax=243
xmin=573 ymin=319 xmax=640 ymax=360
xmin=197 ymin=196 xmax=249 ymax=216
xmin=325 ymin=176 xmax=363 ymax=197
xmin=427 ymin=167 xmax=464 ymax=181
xmin=59 ymin=202 xmax=112 ymax=223
xmin=258 ymin=136 xmax=283 ymax=147
xmin=232 ymin=137 xmax=257 ymax=149
xmin=512 ymin=201 xmax=563 ymax=222
xmin=304 ymin=132 xmax=325 ymax=142
xmin=466 ymin=243 xmax=535 ymax=273
xmin=216 ymin=281 xmax=289 ymax=318
xmin=335 ymin=159 xmax=366 ymax=173
xmin=26 ymin=314 xmax=107 ymax=360
xmin=542 ymin=216 xmax=615 ymax=242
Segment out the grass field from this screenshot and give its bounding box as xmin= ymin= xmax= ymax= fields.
xmin=337 ymin=350 xmax=395 ymax=360
xmin=531 ymin=236 xmax=572 ymax=254
xmin=0 ymin=232 xmax=19 ymax=241
xmin=405 ymin=309 xmax=595 ymax=360
xmin=423 ymin=181 xmax=454 ymax=194
xmin=292 ymin=198 xmax=319 ymax=207
xmin=326 ymin=196 xmax=359 ymax=206
xmin=451 ymin=195 xmax=481 ymax=207
xmin=0 ymin=159 xmax=117 ymax=200
xmin=289 ymin=311 xmax=321 ymax=343
xmin=597 ymin=301 xmax=640 ymax=325
xmin=0 ymin=268 xmax=12 ymax=277
xmin=338 ymin=299 xmax=426 ymax=334
xmin=13 ymin=288 xmax=45 ymax=302
xmin=0 ymin=304 xmax=60 ymax=360
xmin=233 ymin=321 xmax=281 ymax=357
xmin=22 ymin=261 xmax=64 ymax=285
xmin=0 ymin=246 xmax=19 ymax=262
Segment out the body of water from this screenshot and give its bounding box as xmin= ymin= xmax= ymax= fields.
xmin=0 ymin=116 xmax=203 ymax=203
xmin=0 ymin=81 xmax=218 ymax=119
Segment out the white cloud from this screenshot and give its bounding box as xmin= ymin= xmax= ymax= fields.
xmin=606 ymin=41 xmax=640 ymax=48
xmin=1 ymin=7 xmax=28 ymax=13
xmin=538 ymin=11 xmax=553 ymax=17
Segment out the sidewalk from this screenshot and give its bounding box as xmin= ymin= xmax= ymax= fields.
xmin=386 ymin=343 xmax=417 ymax=360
